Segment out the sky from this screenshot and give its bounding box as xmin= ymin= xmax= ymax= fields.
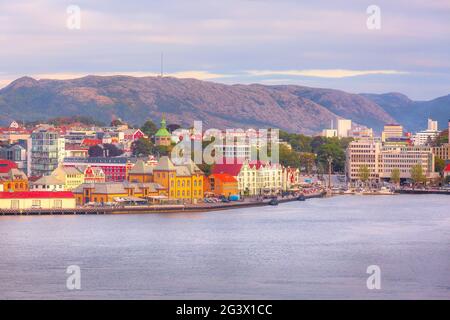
xmin=0 ymin=0 xmax=449 ymax=100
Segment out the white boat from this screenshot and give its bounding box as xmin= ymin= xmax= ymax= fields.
xmin=377 ymin=187 xmax=395 ymax=195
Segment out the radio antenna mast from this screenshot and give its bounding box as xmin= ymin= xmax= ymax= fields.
xmin=160 ymin=52 xmax=164 ymax=77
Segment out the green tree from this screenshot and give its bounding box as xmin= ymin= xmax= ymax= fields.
xmin=155 ymin=144 xmax=173 ymax=157
xmin=445 ymin=176 xmax=450 ymax=185
xmin=358 ymin=165 xmax=370 ymax=185
xmin=198 ymin=163 xmax=212 ymax=176
xmin=310 ymin=136 xmax=328 ymax=153
xmin=88 ymin=144 xmax=123 ymax=157
xmin=410 ymin=164 xmax=426 ymax=185
xmin=299 ymin=152 xmax=316 ymax=174
xmin=141 ymin=119 xmax=158 ymax=138
xmin=391 ymin=168 xmax=401 ymax=185
xmin=279 ymin=145 xmax=300 ymax=168
xmin=317 ymin=143 xmax=345 ymax=172
xmin=435 ymin=157 xmax=445 ymax=173
xmin=131 ymin=138 xmax=154 ymax=156
xmin=110 ymin=119 xmax=124 ymax=127
xmin=338 ymin=137 xmax=354 ymax=149
xmin=432 ymin=129 xmax=449 ymax=146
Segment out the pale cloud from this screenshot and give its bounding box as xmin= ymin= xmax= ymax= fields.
xmin=168 ymin=71 xmax=233 ymax=80
xmin=0 ymin=0 xmax=448 ymax=99
xmin=247 ymin=69 xmax=408 ymax=79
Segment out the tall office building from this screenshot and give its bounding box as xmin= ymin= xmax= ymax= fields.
xmin=381 ymin=124 xmax=403 ymax=142
xmin=30 ymin=129 xmax=65 ymax=177
xmin=337 ymin=119 xmax=352 ymax=138
xmin=427 ymin=118 xmax=438 ymax=131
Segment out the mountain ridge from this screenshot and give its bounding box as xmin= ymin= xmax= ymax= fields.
xmin=0 ymin=75 xmax=448 ymax=134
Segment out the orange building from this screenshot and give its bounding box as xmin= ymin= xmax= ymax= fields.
xmin=205 ymin=173 xmax=238 ymax=197
xmin=0 ymin=160 xmax=28 ymax=192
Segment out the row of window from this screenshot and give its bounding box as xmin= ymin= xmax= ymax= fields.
xmin=170 ymin=179 xmax=202 ymax=188
xmin=10 ymin=199 xmax=62 ymax=209
xmin=169 ymin=190 xmax=201 ymax=197
xmin=4 ymin=182 xmax=27 ymax=190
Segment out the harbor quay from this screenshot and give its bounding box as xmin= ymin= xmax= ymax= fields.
xmin=0 ymin=189 xmax=326 ymax=216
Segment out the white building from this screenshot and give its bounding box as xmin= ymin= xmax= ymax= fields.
xmin=213 ymin=160 xmax=292 ymax=196
xmin=428 ymin=118 xmax=438 ymax=131
xmin=31 ymin=175 xmax=65 ymax=191
xmin=412 ymin=118 xmax=439 ymax=146
xmin=337 ymin=119 xmax=352 ymax=138
xmin=346 ymin=138 xmax=435 ymax=182
xmin=321 ymin=129 xmax=337 ymax=138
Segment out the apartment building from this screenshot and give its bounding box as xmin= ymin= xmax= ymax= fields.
xmin=29 ymin=129 xmax=65 ymax=177
xmin=346 ymin=138 xmax=435 ymax=182
xmin=380 ymin=145 xmax=435 ymax=179
xmin=346 ymin=139 xmax=382 ymax=182
xmin=381 ymin=124 xmax=403 ymax=142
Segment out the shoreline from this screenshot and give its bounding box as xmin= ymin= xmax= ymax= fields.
xmin=1 ymin=190 xmax=448 ymax=216
xmin=0 ymin=192 xmax=326 ymax=216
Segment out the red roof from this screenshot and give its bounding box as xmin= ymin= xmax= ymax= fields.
xmin=81 ymin=139 xmax=102 ymax=146
xmin=209 ymin=173 xmax=238 ymax=183
xmin=212 ymin=158 xmax=270 ymax=176
xmin=444 ymin=164 xmax=450 ymax=172
xmin=212 ymin=162 xmax=243 ymax=176
xmin=0 ymin=191 xmax=75 ymax=199
xmin=0 ymin=160 xmax=18 ymax=173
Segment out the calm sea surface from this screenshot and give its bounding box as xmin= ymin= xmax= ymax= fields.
xmin=0 ymin=195 xmax=449 ymax=299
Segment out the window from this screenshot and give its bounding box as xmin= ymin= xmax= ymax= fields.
xmin=32 ymin=200 xmax=41 ymax=207
xmin=53 ymin=200 xmax=62 ymax=209
xmin=11 ymin=200 xmax=19 ymax=210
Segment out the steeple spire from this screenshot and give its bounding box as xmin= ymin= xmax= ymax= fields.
xmin=160 ymin=114 xmax=167 ymax=128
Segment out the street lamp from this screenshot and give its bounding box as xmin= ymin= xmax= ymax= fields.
xmin=327 ymin=156 xmax=333 ymax=190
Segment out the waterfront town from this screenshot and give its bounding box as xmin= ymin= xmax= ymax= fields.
xmin=0 ymin=115 xmax=449 ymax=213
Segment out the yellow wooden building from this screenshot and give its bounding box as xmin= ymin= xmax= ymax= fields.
xmin=152 ymin=156 xmax=204 ymax=202
xmin=51 ymin=165 xmax=85 ymax=190
xmin=127 ymin=159 xmax=155 ymax=183
xmin=72 ymin=181 xmax=166 ymax=205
